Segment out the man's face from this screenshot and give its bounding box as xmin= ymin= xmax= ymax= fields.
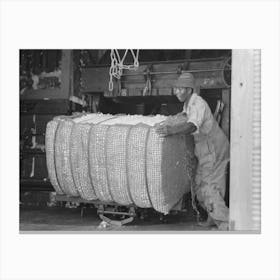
xmin=174 ymin=87 xmax=193 ymax=102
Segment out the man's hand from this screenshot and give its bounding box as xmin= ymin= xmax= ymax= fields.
xmin=175 ymin=112 xmax=187 ymax=118
xmin=154 ymin=113 xmax=192 ymax=137
xmin=155 ymin=115 xmax=196 ymax=137
xmin=155 ymin=122 xmax=172 ymax=137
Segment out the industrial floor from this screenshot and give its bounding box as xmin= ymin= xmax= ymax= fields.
xmin=19 ymin=205 xmax=216 ymax=232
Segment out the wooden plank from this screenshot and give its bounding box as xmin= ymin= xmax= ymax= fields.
xmin=72 ymin=50 xmax=82 ymax=98
xmin=158 ymin=88 xmax=172 ymax=96
xmin=20 ymin=99 xmax=69 ymax=114
xmin=80 ymin=59 xmax=230 ymax=96
xmin=20 ymin=179 xmax=53 ymax=190
xmin=152 ymin=63 xmax=178 ymax=89
xmin=60 ymin=50 xmax=72 ymax=99
xmin=81 ymin=67 xmax=110 ymax=92
xmin=221 ymin=89 xmax=230 ymax=139
xmin=20 ymin=88 xmax=63 ymax=100
xmin=229 ymin=50 xmax=254 ymax=230
xmin=251 ymin=50 xmax=261 ymax=231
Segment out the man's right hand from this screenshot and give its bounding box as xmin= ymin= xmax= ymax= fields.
xmin=155 ymin=122 xmax=172 ymax=137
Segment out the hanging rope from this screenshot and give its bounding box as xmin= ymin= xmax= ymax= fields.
xmin=108 ymin=49 xmax=139 ymax=92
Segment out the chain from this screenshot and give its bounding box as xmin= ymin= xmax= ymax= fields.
xmin=108 ymin=49 xmax=139 ymax=92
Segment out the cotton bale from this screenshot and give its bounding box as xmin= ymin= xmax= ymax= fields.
xmin=45 ymin=113 xmax=196 ymax=214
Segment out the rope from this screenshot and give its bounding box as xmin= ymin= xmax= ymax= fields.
xmin=109 ymin=49 xmax=139 ymax=92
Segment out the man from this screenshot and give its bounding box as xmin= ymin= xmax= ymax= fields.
xmin=155 ymin=73 xmax=230 ymax=230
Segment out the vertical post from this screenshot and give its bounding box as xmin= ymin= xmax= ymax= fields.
xmin=61 ymin=50 xmax=72 ymax=99
xmin=72 ymin=50 xmax=82 ymax=98
xmin=229 ymin=49 xmax=261 ymax=231
xmin=221 ymin=88 xmax=230 ymax=139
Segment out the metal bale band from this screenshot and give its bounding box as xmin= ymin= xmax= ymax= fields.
xmin=104 ymin=125 xmax=116 ymax=202
xmin=69 ymin=122 xmax=80 ymax=196
xmin=125 ymin=125 xmax=137 ymax=206
xmin=87 ymin=125 xmax=98 ymax=199
xmin=144 ymin=126 xmax=155 ymax=209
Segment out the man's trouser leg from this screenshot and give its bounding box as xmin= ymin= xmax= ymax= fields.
xmin=195 ymin=161 xmax=229 ymax=224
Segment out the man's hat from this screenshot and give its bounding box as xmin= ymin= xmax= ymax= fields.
xmin=175 ymin=72 xmax=195 ymax=89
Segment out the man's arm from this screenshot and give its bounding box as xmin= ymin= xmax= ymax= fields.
xmin=155 ymin=118 xmax=197 ymax=137
xmin=169 ymin=121 xmax=197 ymax=135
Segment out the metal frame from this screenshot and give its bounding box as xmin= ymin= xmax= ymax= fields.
xmin=55 ymin=194 xmax=136 ymax=226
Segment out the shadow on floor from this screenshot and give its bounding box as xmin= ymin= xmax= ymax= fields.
xmin=20 ymin=205 xmax=216 ymax=232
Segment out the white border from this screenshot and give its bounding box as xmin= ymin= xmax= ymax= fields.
xmin=1 ymin=1 xmax=280 ymax=280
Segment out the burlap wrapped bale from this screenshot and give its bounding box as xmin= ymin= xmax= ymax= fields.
xmin=70 ymin=123 xmax=97 ymax=200
xmin=45 ymin=118 xmax=64 ymax=195
xmin=54 ymin=119 xmax=79 ymax=196
xmin=46 ymin=113 xmax=115 ymax=199
xmin=69 ymin=113 xmax=119 ymax=200
xmin=45 ymin=114 xmax=87 ymax=196
xmin=127 ymin=125 xmax=152 ymax=207
xmin=45 ymin=113 xmax=196 ymax=214
xmin=88 ymin=124 xmax=114 ymax=202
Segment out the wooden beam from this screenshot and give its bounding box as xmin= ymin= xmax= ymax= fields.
xmin=61 ymin=50 xmax=72 ymax=99
xmin=229 ymin=49 xmax=261 ymax=231
xmin=221 ymin=88 xmax=230 ymax=139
